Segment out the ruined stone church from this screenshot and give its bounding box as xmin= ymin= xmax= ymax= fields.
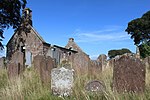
xmin=6 ymin=8 xmax=90 ymax=71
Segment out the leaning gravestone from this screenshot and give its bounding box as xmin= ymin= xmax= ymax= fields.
xmin=85 ymin=80 xmax=106 ymax=92
xmin=51 ymin=67 xmax=74 ymax=96
xmin=113 ymin=55 xmax=145 ymax=93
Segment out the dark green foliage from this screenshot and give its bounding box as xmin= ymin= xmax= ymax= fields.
xmin=126 ymin=11 xmax=150 ymax=58
xmin=139 ymin=43 xmax=150 ymax=58
xmin=0 ymin=0 xmax=27 ymax=49
xmin=108 ymin=48 xmax=132 ymax=59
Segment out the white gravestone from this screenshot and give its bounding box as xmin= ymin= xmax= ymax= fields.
xmin=51 ymin=67 xmax=74 ymax=96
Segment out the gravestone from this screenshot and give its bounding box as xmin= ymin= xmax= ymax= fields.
xmin=107 ymin=58 xmax=115 ymax=68
xmin=89 ymin=60 xmax=102 ymax=75
xmin=113 ymin=55 xmax=145 ymax=93
xmin=33 ymin=55 xmax=45 ymax=73
xmin=97 ymin=54 xmax=107 ymax=70
xmin=7 ymin=51 xmax=24 ymax=78
xmin=51 ymin=67 xmax=74 ymax=96
xmin=85 ymin=80 xmax=106 ymax=92
xmin=7 ymin=62 xmax=18 ymax=78
xmin=33 ymin=55 xmax=56 ymax=85
xmin=11 ymin=51 xmax=24 ymax=66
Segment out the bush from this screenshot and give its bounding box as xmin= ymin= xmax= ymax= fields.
xmin=108 ymin=48 xmax=132 ymax=59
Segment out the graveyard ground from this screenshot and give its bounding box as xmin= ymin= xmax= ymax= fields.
xmin=0 ymin=67 xmax=150 ymax=100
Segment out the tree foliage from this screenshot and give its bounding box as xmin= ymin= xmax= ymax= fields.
xmin=0 ymin=0 xmax=27 ymax=49
xmin=126 ymin=11 xmax=150 ymax=58
xmin=139 ymin=43 xmax=150 ymax=58
xmin=108 ymin=48 xmax=132 ymax=59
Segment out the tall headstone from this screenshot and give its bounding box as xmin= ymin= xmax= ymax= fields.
xmin=107 ymin=58 xmax=115 ymax=68
xmin=65 ymin=38 xmax=90 ymax=73
xmin=33 ymin=55 xmax=56 ymax=85
xmin=113 ymin=55 xmax=145 ymax=92
xmin=7 ymin=51 xmax=24 ymax=78
xmin=51 ymin=67 xmax=74 ymax=96
xmin=97 ymin=54 xmax=107 ymax=70
xmin=89 ymin=60 xmax=102 ymax=75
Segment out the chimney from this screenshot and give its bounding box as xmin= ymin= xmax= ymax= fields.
xmin=22 ymin=8 xmax=32 ymax=26
xmin=69 ymin=38 xmax=74 ymax=42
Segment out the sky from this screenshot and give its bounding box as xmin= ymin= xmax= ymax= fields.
xmin=1 ymin=0 xmax=150 ymax=59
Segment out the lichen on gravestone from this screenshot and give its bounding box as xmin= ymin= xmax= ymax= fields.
xmin=85 ymin=80 xmax=106 ymax=93
xmin=51 ymin=67 xmax=74 ymax=96
xmin=113 ymin=55 xmax=145 ymax=93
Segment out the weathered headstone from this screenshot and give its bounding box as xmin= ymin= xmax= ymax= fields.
xmin=33 ymin=55 xmax=45 ymax=73
xmin=7 ymin=62 xmax=18 ymax=78
xmin=89 ymin=60 xmax=102 ymax=75
xmin=107 ymin=58 xmax=115 ymax=68
xmin=85 ymin=80 xmax=106 ymax=92
xmin=97 ymin=54 xmax=107 ymax=70
xmin=113 ymin=55 xmax=145 ymax=92
xmin=11 ymin=51 xmax=24 ymax=66
xmin=73 ymin=52 xmax=90 ymax=74
xmin=33 ymin=55 xmax=56 ymax=85
xmin=7 ymin=51 xmax=24 ymax=78
xmin=51 ymin=67 xmax=74 ymax=96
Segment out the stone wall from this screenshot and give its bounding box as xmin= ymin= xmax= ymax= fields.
xmin=6 ymin=25 xmax=45 ymax=62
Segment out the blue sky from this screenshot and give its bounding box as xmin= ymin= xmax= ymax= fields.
xmin=2 ymin=0 xmax=150 ymax=59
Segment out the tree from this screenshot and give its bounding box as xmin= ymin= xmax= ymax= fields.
xmin=139 ymin=43 xmax=150 ymax=58
xmin=108 ymin=48 xmax=132 ymax=59
xmin=0 ymin=0 xmax=27 ymax=49
xmin=125 ymin=11 xmax=150 ymax=58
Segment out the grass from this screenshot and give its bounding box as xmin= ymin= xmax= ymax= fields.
xmin=0 ymin=66 xmax=150 ymax=100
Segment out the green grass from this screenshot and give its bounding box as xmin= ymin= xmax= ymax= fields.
xmin=0 ymin=67 xmax=150 ymax=100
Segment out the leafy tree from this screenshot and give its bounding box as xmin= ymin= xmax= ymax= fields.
xmin=108 ymin=48 xmax=132 ymax=59
xmin=0 ymin=0 xmax=27 ymax=49
xmin=139 ymin=43 xmax=150 ymax=58
xmin=125 ymin=11 xmax=150 ymax=58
